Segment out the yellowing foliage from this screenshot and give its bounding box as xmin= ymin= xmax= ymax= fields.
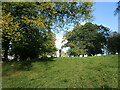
xmin=2 ymin=13 xmax=19 ymax=39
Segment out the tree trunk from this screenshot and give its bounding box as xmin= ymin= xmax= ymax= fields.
xmin=59 ymin=49 xmax=61 ymax=57
xmin=82 ymin=55 xmax=84 ymax=57
xmin=3 ymin=37 xmax=10 ymax=61
xmin=4 ymin=49 xmax=8 ymax=61
xmin=92 ymin=54 xmax=95 ymax=56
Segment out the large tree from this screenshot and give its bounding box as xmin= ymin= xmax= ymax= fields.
xmin=2 ymin=12 xmax=19 ymax=60
xmin=62 ymin=22 xmax=110 ymax=57
xmin=2 ymin=2 xmax=94 ymax=60
xmin=2 ymin=2 xmax=57 ymax=60
xmin=107 ymin=32 xmax=120 ymax=54
xmin=115 ymin=1 xmax=120 ymax=15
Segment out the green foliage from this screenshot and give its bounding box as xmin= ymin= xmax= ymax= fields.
xmin=11 ymin=28 xmax=57 ymax=60
xmin=52 ymin=2 xmax=94 ymax=31
xmin=2 ymin=54 xmax=118 ymax=88
xmin=107 ymin=32 xmax=120 ymax=54
xmin=63 ymin=22 xmax=110 ymax=56
xmin=2 ymin=2 xmax=94 ymax=60
xmin=2 ymin=2 xmax=57 ymax=60
xmin=2 ymin=12 xmax=19 ymax=60
xmin=115 ymin=1 xmax=120 ymax=15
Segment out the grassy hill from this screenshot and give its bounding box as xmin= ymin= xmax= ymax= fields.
xmin=2 ymin=54 xmax=119 ymax=88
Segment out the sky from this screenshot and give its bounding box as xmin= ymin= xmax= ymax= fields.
xmin=93 ymin=2 xmax=118 ymax=32
xmin=55 ymin=2 xmax=118 ymax=54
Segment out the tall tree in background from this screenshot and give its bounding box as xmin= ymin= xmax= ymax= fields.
xmin=62 ymin=23 xmax=110 ymax=57
xmin=115 ymin=1 xmax=120 ymax=15
xmin=115 ymin=1 xmax=120 ymax=33
xmin=107 ymin=32 xmax=120 ymax=54
xmin=2 ymin=2 xmax=94 ymax=60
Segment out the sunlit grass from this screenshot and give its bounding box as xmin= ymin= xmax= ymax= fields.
xmin=2 ymin=54 xmax=118 ymax=88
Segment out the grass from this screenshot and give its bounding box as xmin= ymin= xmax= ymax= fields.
xmin=2 ymin=54 xmax=119 ymax=88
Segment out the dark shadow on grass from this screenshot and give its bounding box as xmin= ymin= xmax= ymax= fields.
xmin=39 ymin=57 xmax=57 ymax=62
xmin=17 ymin=57 xmax=56 ymax=71
xmin=2 ymin=57 xmax=57 ymax=76
xmin=17 ymin=61 xmax=33 ymax=71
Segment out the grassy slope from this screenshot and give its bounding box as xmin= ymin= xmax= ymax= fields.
xmin=2 ymin=54 xmax=118 ymax=88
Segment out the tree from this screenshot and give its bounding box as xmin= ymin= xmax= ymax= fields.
xmin=2 ymin=2 xmax=57 ymax=60
xmin=107 ymin=32 xmax=120 ymax=54
xmin=62 ymin=22 xmax=110 ymax=57
xmin=11 ymin=29 xmax=57 ymax=60
xmin=2 ymin=2 xmax=94 ymax=60
xmin=51 ymin=2 xmax=94 ymax=31
xmin=115 ymin=1 xmax=120 ymax=15
xmin=2 ymin=12 xmax=19 ymax=61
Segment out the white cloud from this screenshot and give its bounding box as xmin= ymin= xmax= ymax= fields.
xmin=55 ymin=35 xmax=69 ymax=57
xmin=55 ymin=35 xmax=62 ymax=57
xmin=81 ymin=22 xmax=86 ymax=25
xmin=55 ymin=35 xmax=63 ymax=49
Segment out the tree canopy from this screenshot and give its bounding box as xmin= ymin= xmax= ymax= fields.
xmin=107 ymin=32 xmax=120 ymax=54
xmin=2 ymin=2 xmax=94 ymax=61
xmin=62 ymin=22 xmax=110 ymax=57
xmin=115 ymin=1 xmax=120 ymax=15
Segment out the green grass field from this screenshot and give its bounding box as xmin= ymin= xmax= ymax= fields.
xmin=2 ymin=54 xmax=118 ymax=88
